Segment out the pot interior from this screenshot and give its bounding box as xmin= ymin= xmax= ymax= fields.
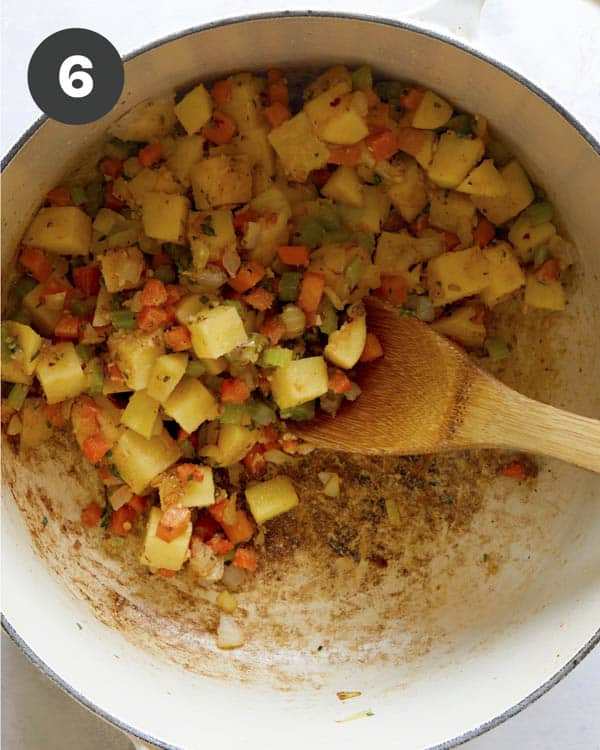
xmin=2 ymin=15 xmax=599 ymax=750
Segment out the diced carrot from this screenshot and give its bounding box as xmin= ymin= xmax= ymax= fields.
xmin=409 ymin=214 xmax=429 ymax=235
xmin=19 ymin=247 xmax=52 ymax=282
xmin=277 ymin=245 xmax=310 ymax=267
xmin=473 ymin=216 xmax=495 ymax=248
xmin=156 ymin=506 xmax=191 ymax=543
xmin=164 ymin=304 xmax=177 ymax=327
xmin=103 ymin=182 xmax=124 ymax=211
xmin=267 ymin=68 xmax=284 ymax=85
xmin=128 ymin=495 xmax=147 ymax=515
xmin=138 ymin=143 xmax=162 ymax=168
xmin=228 ymin=261 xmax=266 ymax=293
xmin=137 ymin=305 xmax=169 ymax=332
xmin=264 ymin=102 xmax=291 ymax=129
xmin=396 ymin=127 xmax=430 ymax=160
xmin=298 ymin=271 xmax=326 ymax=314
xmin=211 ymin=79 xmax=232 ymax=106
xmin=367 ymin=100 xmax=391 ymax=133
xmin=54 ymin=314 xmax=81 ymax=340
xmin=82 ymin=433 xmax=110 ymax=464
xmin=221 ymin=509 xmax=255 ymax=545
xmin=365 ymin=130 xmax=400 ymax=161
xmin=259 ymin=316 xmax=286 ymax=345
xmin=328 ymin=370 xmax=353 ymax=394
xmin=164 ymin=325 xmax=192 ymax=352
xmin=233 ymin=546 xmax=257 ymax=571
xmin=310 ymin=168 xmax=332 ymax=190
xmin=157 ymin=568 xmax=177 ymax=578
xmin=220 ymin=378 xmax=251 ymax=404
xmin=73 ymin=264 xmax=101 ymax=296
xmin=46 ymin=187 xmax=71 ymax=207
xmin=99 ymin=158 xmax=123 ymax=179
xmin=244 ymin=287 xmax=274 ymax=311
xmin=233 ymin=209 xmax=260 ymax=232
xmin=443 ymin=232 xmax=461 ymax=251
xmin=242 ymin=444 xmax=266 ymax=476
xmin=141 ymin=278 xmax=168 ymax=307
xmin=269 ymin=80 xmax=289 ymax=107
xmin=398 ymin=87 xmax=424 ymax=111
xmin=360 ymin=332 xmax=384 ymax=362
xmin=280 ymin=437 xmax=299 ymax=454
xmin=534 ymin=258 xmax=561 ymax=282
xmin=106 ymin=363 xmax=124 ymax=383
xmin=327 ymin=144 xmax=363 ymax=166
xmin=164 ymin=284 xmax=181 ymax=304
xmin=41 ymin=277 xmax=73 ymax=304
xmin=176 ymin=463 xmax=204 ymax=483
xmin=193 ymin=511 xmax=221 ymax=542
xmin=500 ymin=461 xmax=528 ymax=479
xmin=43 ymin=402 xmax=66 ymax=428
xmin=375 ymin=274 xmax=408 ymax=305
xmin=109 ymin=505 xmax=137 ymax=537
xmin=81 ymin=502 xmax=102 ymax=527
xmin=206 ymin=535 xmax=234 ymax=555
xmin=203 ymin=111 xmax=236 ymax=145
xmin=260 ymin=424 xmax=279 ymax=447
xmin=469 ymin=303 xmax=493 ymax=326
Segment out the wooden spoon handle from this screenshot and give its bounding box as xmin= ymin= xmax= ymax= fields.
xmin=455 ymin=377 xmax=600 ymax=473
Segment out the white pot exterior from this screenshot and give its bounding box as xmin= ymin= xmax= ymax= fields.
xmin=2 ymin=14 xmax=599 ymax=750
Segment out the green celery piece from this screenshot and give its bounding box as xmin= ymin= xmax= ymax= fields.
xmin=87 ymin=361 xmax=104 ymax=395
xmin=318 ymin=298 xmax=338 ymax=335
xmin=186 ymin=360 xmax=206 ymax=377
xmin=352 ymin=66 xmax=373 ymax=91
xmin=524 ymin=202 xmax=554 ymax=226
xmin=260 ymin=346 xmax=293 ymax=368
xmin=279 ymin=271 xmax=302 ymax=302
xmin=485 ymin=337 xmax=511 ymax=360
xmin=220 ymin=403 xmax=245 ymax=424
xmin=7 ymin=383 xmax=29 ymax=410
xmin=533 ymin=245 xmax=549 ymax=268
xmin=15 ymin=276 xmax=37 ymax=301
xmin=70 ymin=186 xmax=87 ymax=206
xmin=317 ymin=203 xmax=341 ymax=231
xmin=374 ymin=80 xmax=405 ymax=102
xmin=345 ymin=255 xmax=364 ymax=290
xmin=280 ymin=400 xmax=316 ymax=421
xmin=111 ymin=310 xmax=137 ymax=330
xmin=248 ymin=400 xmax=276 ymax=426
xmin=446 ymin=114 xmax=473 ymax=136
xmin=297 ymin=218 xmax=324 ymax=249
xmin=75 ymin=344 xmax=93 ymax=363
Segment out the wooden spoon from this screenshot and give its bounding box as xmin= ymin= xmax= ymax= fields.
xmin=294 ymin=299 xmax=600 ymax=473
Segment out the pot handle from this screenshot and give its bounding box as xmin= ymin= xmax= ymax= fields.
xmin=407 ymin=0 xmax=486 ymax=43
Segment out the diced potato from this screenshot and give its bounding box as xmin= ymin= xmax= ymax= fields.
xmin=219 ymin=73 xmax=263 ymax=132
xmin=245 ymin=476 xmax=299 ymax=525
xmin=304 ymin=82 xmax=352 ymax=131
xmin=324 ymin=316 xmax=367 ymax=369
xmin=187 ymin=209 xmax=236 ymax=267
xmin=375 ymin=230 xmax=445 ymax=272
xmin=233 ymin=127 xmax=276 ymax=177
xmin=113 ymin=428 xmax=181 ymax=494
xmin=109 ymin=96 xmax=176 ymax=142
xmin=22 ymin=283 xmax=63 ymax=336
xmin=190 ymin=155 xmax=253 ymax=209
xmin=412 ymin=91 xmax=453 ymax=129
xmin=427 ymin=246 xmax=490 ymax=305
xmin=456 ymin=159 xmax=508 ymax=197
xmin=107 ymin=330 xmax=165 ymax=391
xmin=189 ymin=306 xmax=248 ymax=359
xmin=174 ymin=83 xmax=213 ymax=134
xmin=380 ymin=156 xmax=427 ymax=222
xmin=305 ymin=84 xmax=368 ymax=145
xmin=36 ymin=342 xmax=86 ymax=404
xmin=338 ymin=185 xmax=391 ymax=234
xmin=268 ymin=112 xmax=330 ymax=182
xmin=167 ymin=135 xmax=205 ymax=186
xmin=163 ymin=377 xmax=218 ymax=433
xmin=321 ymin=166 xmax=364 ymax=207
xmin=1 ymin=322 xmax=42 ymax=384
xmin=175 ymin=295 xmax=208 ymax=325
xmin=305 ymin=65 xmax=353 ymax=99
xmin=160 ymin=465 xmax=215 ymax=509
xmin=479 ymin=242 xmax=525 ymax=307
xmin=19 ymin=398 xmax=53 ymax=450
xmin=428 ymin=188 xmax=476 ymax=245
xmin=201 ymin=357 xmax=227 ymax=375
xmin=210 ymin=424 xmax=256 ymax=467
xmin=396 ymin=127 xmax=437 ymax=170
xmin=142 ymin=192 xmax=189 ymax=243
xmin=99 ymin=246 xmax=145 ymax=293
xmin=524 ymin=275 xmax=566 ymax=310
xmin=271 ymin=356 xmax=328 ymax=409
xmin=428 ymin=132 xmax=485 ymax=188
xmin=472 ymin=160 xmax=534 ymax=225
xmin=120 ymin=390 xmax=161 ymax=439
xmin=140 ymin=506 xmax=191 ymax=571
xmin=146 ymin=353 xmax=188 ymax=403
xmin=23 ymin=207 xmax=92 ymax=255
xmin=508 ymin=215 xmax=557 ymax=262
xmin=246 ymin=188 xmax=292 ymax=265
xmin=126 ymin=166 xmax=182 ymax=205
xmin=432 ymin=304 xmax=487 ymax=348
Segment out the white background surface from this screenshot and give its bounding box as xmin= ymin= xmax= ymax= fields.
xmin=1 ymin=1 xmax=599 ymax=748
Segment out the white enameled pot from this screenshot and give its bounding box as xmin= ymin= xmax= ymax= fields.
xmin=2 ymin=13 xmax=599 ymax=750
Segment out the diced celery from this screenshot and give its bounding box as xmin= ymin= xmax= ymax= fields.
xmin=373 ymin=80 xmax=404 ymax=102
xmin=446 ymin=114 xmax=473 ymax=136
xmin=297 ymin=218 xmax=324 ymax=249
xmin=248 ymin=400 xmax=276 ymax=426
xmin=280 ymin=400 xmax=316 ymax=421
xmin=352 ymin=65 xmax=373 ymax=91
xmin=71 ymin=298 xmax=96 ymax=318
xmin=85 ymin=358 xmax=104 ymax=395
xmin=179 ymin=439 xmax=196 ymax=459
xmin=111 ymin=309 xmax=137 ymax=330
xmin=75 ymin=344 xmax=93 ymax=363
xmin=185 ymin=359 xmax=206 ymax=377
xmin=7 ymin=383 xmax=29 ymax=410
xmin=70 ymin=186 xmax=87 ymax=206
xmin=280 ymin=304 xmax=306 ymax=337
xmin=153 ymin=265 xmax=177 ymax=284
xmin=279 ymin=272 xmax=302 ymax=302
xmin=485 ymin=337 xmax=511 ymax=360
xmin=317 ymin=203 xmax=340 ymax=231
xmin=523 ymin=201 xmax=554 ymax=226
xmin=15 ymin=276 xmax=37 ymax=301
xmin=353 ymin=232 xmax=375 ymax=253
xmin=533 ymin=245 xmax=549 ymax=268
xmin=220 ymin=403 xmax=245 ymax=424
xmin=345 ymin=255 xmax=364 ymax=290
xmin=104 ymin=138 xmax=140 ymax=160
xmin=84 ymin=180 xmax=105 ymax=218
xmin=260 ymin=346 xmax=293 ymax=368
xmin=318 ymin=298 xmax=338 ymax=335
xmin=323 ymin=226 xmax=351 ymax=244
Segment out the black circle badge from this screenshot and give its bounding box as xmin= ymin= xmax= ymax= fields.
xmin=28 ymin=28 xmax=124 ymax=125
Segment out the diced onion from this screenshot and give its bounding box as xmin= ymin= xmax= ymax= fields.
xmin=216 ymin=590 xmax=238 ymax=614
xmin=7 ymin=414 xmax=22 ymax=436
xmin=222 ymin=564 xmax=247 ymax=590
xmin=222 ymin=247 xmax=242 ymax=277
xmin=264 ymin=449 xmax=293 ymax=465
xmin=109 ymin=484 xmax=132 ymax=511
xmin=189 ymin=539 xmax=224 ymax=582
xmin=344 ymin=383 xmax=362 ymax=402
xmin=280 ymin=304 xmax=306 ymax=338
xmin=217 ymin=614 xmax=244 ymax=650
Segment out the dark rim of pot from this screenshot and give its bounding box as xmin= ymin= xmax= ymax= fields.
xmin=2 ymin=11 xmax=599 ymax=750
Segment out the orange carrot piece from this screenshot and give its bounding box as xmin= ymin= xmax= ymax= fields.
xmin=137 ymin=306 xmax=169 ymax=333
xmin=365 ymin=130 xmax=400 ymax=161
xmin=220 ymin=378 xmax=251 ymax=404
xmin=298 ymin=271 xmax=325 ymax=314
xmin=164 ymin=325 xmax=192 ymax=352
xmin=327 ymin=143 xmax=363 ymax=166
xmin=176 ymin=464 xmax=205 ymax=483
xmin=82 ymin=434 xmax=110 ymax=464
xmin=103 ymin=182 xmax=124 ymax=211
xmin=328 ymin=370 xmax=353 ymax=394
xmin=211 ymin=79 xmax=232 ymax=106
xmin=43 ymin=402 xmax=66 ymax=428
xmin=109 ymin=505 xmax=137 ymax=537
xmin=396 ymin=127 xmax=430 ymax=159
xmin=206 ymin=536 xmax=234 ymax=555
xmin=221 ymin=510 xmax=255 ymax=545
xmin=157 ymin=568 xmax=177 ymax=578
xmin=228 ymin=261 xmax=266 ymax=293
xmin=242 ymin=444 xmax=267 ymax=476
xmin=264 ymin=102 xmax=291 ymax=129
xmin=360 ymin=332 xmax=384 ymax=362
xmin=128 ymin=495 xmax=147 ymax=515
xmin=19 ymin=247 xmax=52 ymax=282
xmin=99 ymin=158 xmax=123 ymax=179
xmin=375 ymin=274 xmax=408 ymax=305
xmin=443 ymin=231 xmax=461 ymax=251
xmin=267 ymin=68 xmax=284 ymax=85
xmin=138 ymin=143 xmax=162 ymax=168
xmin=54 ymin=314 xmax=81 ymax=340
xmin=277 ymin=245 xmax=310 ymax=267
xmin=46 ymin=187 xmax=71 ymax=206
xmin=141 ymin=278 xmax=168 ymax=307
xmin=73 ymin=264 xmax=101 ymax=296
xmin=398 ymin=87 xmax=424 ymax=111
xmin=269 ymin=80 xmax=289 ymax=107
xmin=534 ymin=258 xmax=561 ymax=282
xmin=233 ymin=546 xmax=258 ymax=571
xmin=259 ymin=317 xmax=286 ymax=345
xmin=244 ymin=287 xmax=274 ymax=311
xmin=156 ymin=506 xmax=191 ymax=543
xmin=81 ymin=502 xmax=102 ymax=527
xmin=500 ymin=461 xmax=528 ymax=479
xmin=203 ymin=111 xmax=236 ymax=145
xmin=473 ymin=217 xmax=495 ymax=248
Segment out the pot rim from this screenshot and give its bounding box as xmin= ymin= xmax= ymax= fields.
xmin=2 ymin=11 xmax=599 ymax=750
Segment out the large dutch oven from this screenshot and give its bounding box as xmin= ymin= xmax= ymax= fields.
xmin=2 ymin=12 xmax=599 ymax=750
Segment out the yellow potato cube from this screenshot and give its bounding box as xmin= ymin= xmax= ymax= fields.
xmin=524 ymin=275 xmax=566 ymax=310
xmin=36 ymin=342 xmax=86 ymax=404
xmin=99 ymin=246 xmax=145 ymax=293
xmin=211 ymin=424 xmax=257 ymax=468
xmin=320 ymin=107 xmax=369 ymax=145
xmin=189 ymin=305 xmax=248 ymax=359
xmin=140 ymin=507 xmax=191 ymax=571
xmin=479 ymin=242 xmax=525 ymax=307
xmin=233 ymin=127 xmax=276 ymax=176
xmin=245 ymin=476 xmax=299 ymax=525
xmin=338 ymin=185 xmax=391 ymax=234
xmin=126 ymin=166 xmax=182 ymax=205
xmin=305 ymin=82 xmax=352 ymax=132
xmin=268 ymin=112 xmax=330 ymax=182
xmin=187 ymin=209 xmax=236 ymax=266
xmin=142 ymin=192 xmax=189 ymax=243
xmin=24 ymin=207 xmax=92 ymax=255
xmin=427 ymin=246 xmax=490 ymax=305
xmin=246 ymin=188 xmax=293 ymax=266
xmin=382 ymin=156 xmax=428 ymax=222
xmin=120 ymin=390 xmax=161 ymax=439
xmin=305 ymin=65 xmax=353 ymax=99
xmin=22 ymin=283 xmax=63 ymax=336
xmin=432 ymin=304 xmax=487 ymax=348
xmin=190 ymin=155 xmax=252 ymax=209
xmin=324 ymin=316 xmax=367 ymax=369
xmin=146 ymin=353 xmax=188 ymax=403
xmin=174 ymin=83 xmax=213 ymax=134
xmin=175 ymin=295 xmax=208 ymax=325
xmin=1 ymin=321 xmax=42 ymax=384
xmin=412 ymin=91 xmax=453 ymax=129
xmin=109 ymin=96 xmax=176 ymax=142
xmin=508 ymin=215 xmax=557 ymax=262
xmin=456 ymin=159 xmax=508 ymax=197
xmin=20 ymin=398 xmax=54 ymax=450
xmin=396 ymin=127 xmax=437 ymax=170
xmin=321 ymin=166 xmax=364 ymax=207
xmin=219 ymin=73 xmax=263 ymax=131
xmin=271 ymin=356 xmax=328 ymax=410
xmin=107 ymin=330 xmax=165 ymax=391
xmin=113 ymin=429 xmax=181 ymax=495
xmin=160 ymin=465 xmax=215 ymax=509
xmin=428 ymin=132 xmax=485 ymax=188
xmin=167 ymin=135 xmax=205 ymax=186
xmin=472 ymin=160 xmax=534 ymax=225
xmin=163 ymin=377 xmax=218 ymax=433
xmin=428 ymin=188 xmax=476 ymax=245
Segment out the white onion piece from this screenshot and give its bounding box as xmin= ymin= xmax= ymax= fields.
xmin=222 ymin=247 xmax=241 ymax=277
xmin=189 ymin=539 xmax=224 ymax=582
xmin=222 ymin=563 xmax=247 ymax=591
xmin=217 ymin=614 xmax=244 ymax=650
xmin=109 ymin=485 xmax=132 ymax=511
